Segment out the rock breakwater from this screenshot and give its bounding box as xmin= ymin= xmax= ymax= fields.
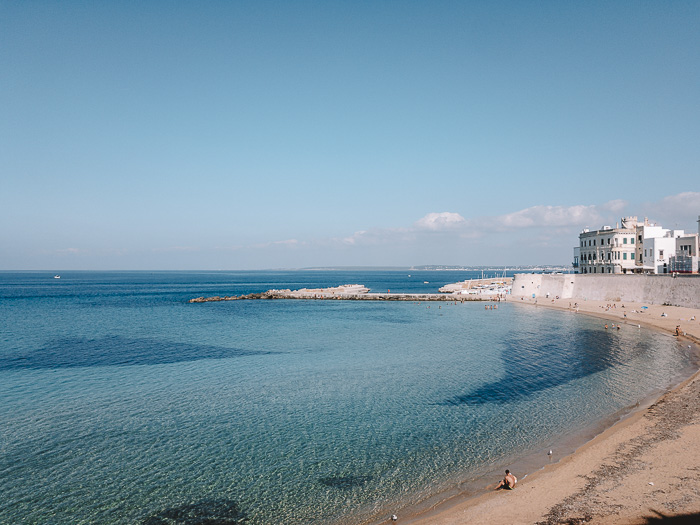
xmin=189 ymin=284 xmax=507 ymax=303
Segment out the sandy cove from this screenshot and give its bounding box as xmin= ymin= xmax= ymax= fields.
xmin=404 ymin=297 xmax=700 ymax=525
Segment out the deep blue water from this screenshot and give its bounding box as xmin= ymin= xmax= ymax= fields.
xmin=0 ymin=271 xmax=696 ymax=524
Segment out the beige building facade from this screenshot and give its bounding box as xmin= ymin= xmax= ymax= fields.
xmin=574 ymin=215 xmax=700 ymax=274
xmin=576 ymin=217 xmax=639 ymax=274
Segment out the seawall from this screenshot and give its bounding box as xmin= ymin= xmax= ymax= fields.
xmin=512 ymin=273 xmax=700 ymax=309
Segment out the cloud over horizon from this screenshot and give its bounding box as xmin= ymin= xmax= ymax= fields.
xmin=414 ymin=212 xmax=467 ymax=231
xmin=244 ymin=192 xmax=698 ymax=263
xmin=13 ymin=192 xmax=698 ymax=270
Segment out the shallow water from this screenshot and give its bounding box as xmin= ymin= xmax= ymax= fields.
xmin=0 ymin=271 xmax=695 ymax=524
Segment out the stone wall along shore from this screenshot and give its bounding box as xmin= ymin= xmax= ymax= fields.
xmin=512 ymin=273 xmax=700 ymax=309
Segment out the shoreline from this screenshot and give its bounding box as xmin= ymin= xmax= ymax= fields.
xmin=396 ymin=298 xmax=700 ymax=525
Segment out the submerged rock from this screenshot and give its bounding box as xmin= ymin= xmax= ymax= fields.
xmin=318 ymin=475 xmax=372 ymax=489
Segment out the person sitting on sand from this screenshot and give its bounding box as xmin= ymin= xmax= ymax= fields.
xmin=496 ymin=469 xmax=517 ymax=490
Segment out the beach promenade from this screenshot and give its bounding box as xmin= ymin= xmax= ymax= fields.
xmin=406 ymin=296 xmax=700 ymax=525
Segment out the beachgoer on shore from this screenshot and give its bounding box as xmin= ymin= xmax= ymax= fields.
xmin=676 ymin=325 xmax=681 ymax=336
xmin=496 ymin=469 xmax=517 ymax=490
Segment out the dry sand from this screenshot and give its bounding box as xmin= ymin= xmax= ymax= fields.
xmin=403 ymin=297 xmax=700 ymax=525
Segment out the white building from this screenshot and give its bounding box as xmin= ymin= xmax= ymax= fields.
xmin=643 ymin=234 xmax=682 ymax=274
xmin=575 ymin=216 xmax=638 ymax=274
xmin=634 ymin=217 xmax=667 ymax=270
xmin=669 ymin=220 xmax=700 ymax=273
xmin=574 ymin=215 xmax=700 ymax=275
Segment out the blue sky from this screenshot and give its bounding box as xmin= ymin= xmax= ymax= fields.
xmin=2 ymin=1 xmax=699 ymax=270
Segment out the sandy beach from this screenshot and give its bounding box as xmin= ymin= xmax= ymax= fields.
xmin=405 ymin=297 xmax=700 ymax=525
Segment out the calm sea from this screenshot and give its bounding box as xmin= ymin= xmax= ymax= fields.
xmin=0 ymin=270 xmax=696 ymax=524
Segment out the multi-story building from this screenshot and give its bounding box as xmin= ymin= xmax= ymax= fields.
xmin=576 ymin=216 xmax=638 ymax=274
xmin=669 ymin=225 xmax=700 ymax=273
xmin=634 ymin=217 xmax=667 ymax=269
xmin=643 ymin=234 xmax=682 ymax=274
xmin=575 ymin=215 xmax=700 ymax=274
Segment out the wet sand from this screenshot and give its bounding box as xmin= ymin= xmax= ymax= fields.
xmin=403 ymin=297 xmax=700 ymax=525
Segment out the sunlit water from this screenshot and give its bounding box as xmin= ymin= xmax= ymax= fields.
xmin=0 ymin=271 xmax=696 ymax=524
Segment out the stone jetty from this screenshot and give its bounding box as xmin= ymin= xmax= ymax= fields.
xmin=189 ymin=283 xmax=509 ymax=303
xmin=439 ymin=277 xmax=513 ymax=295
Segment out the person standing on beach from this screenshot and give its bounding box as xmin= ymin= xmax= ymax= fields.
xmin=496 ymin=470 xmax=517 ymax=490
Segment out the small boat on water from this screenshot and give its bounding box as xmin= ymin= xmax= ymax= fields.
xmin=53 ymin=275 xmax=61 ymax=279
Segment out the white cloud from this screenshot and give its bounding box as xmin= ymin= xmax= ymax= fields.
xmin=645 ymin=192 xmax=700 ymax=228
xmin=489 ymin=204 xmax=602 ymax=230
xmin=273 ymin=239 xmax=300 ymax=246
xmin=337 ymin=228 xmax=415 ymax=246
xmin=600 ymin=199 xmax=627 ymax=213
xmin=414 ymin=212 xmax=467 ymax=231
xmin=478 ymin=199 xmax=631 ymax=232
xmin=342 ymin=231 xmax=367 ymax=245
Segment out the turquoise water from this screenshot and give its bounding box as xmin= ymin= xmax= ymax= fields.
xmin=0 ymin=271 xmax=696 ymax=524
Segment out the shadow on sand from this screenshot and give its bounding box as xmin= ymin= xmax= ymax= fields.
xmin=640 ymin=511 xmax=700 ymax=524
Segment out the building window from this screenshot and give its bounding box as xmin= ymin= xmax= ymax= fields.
xmin=607 ymin=238 xmax=610 ymax=245
xmin=593 ymin=239 xmax=596 ymax=246
xmin=631 ymin=253 xmax=635 ymax=260
xmin=631 ymin=237 xmax=634 ymax=244
xmin=659 ymin=250 xmax=664 ymax=260
xmin=623 ymin=253 xmax=627 ymax=260
xmin=623 ymin=238 xmax=628 ymax=244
